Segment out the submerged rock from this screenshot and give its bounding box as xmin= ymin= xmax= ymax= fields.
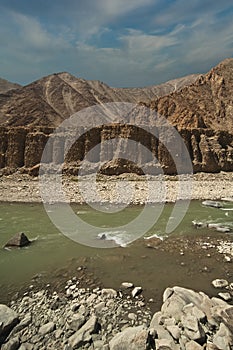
xmin=4 ymin=232 xmax=31 ymax=248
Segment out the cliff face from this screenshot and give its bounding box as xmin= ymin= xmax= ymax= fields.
xmin=0 ymin=125 xmax=232 ymax=176
xmin=0 ymin=59 xmax=232 ymax=176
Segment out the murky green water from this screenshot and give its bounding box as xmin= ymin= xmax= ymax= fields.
xmin=0 ymin=201 xmax=232 ymax=307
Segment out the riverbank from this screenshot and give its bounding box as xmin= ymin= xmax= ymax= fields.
xmin=0 ymin=172 xmax=232 ymax=203
xmin=0 ymin=278 xmax=233 ymax=349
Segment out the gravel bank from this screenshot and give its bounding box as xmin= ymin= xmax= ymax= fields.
xmin=0 ymin=280 xmax=233 ymax=350
xmin=0 ymin=172 xmax=232 ymax=204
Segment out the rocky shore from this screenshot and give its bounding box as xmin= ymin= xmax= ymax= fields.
xmin=0 ymin=172 xmax=232 ymax=204
xmin=0 ymin=278 xmax=232 ymax=350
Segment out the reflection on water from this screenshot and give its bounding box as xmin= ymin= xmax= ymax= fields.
xmin=0 ymin=201 xmax=232 ymax=304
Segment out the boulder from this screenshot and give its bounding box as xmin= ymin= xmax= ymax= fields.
xmin=185 ymin=340 xmax=203 ymax=349
xmin=212 ymin=323 xmax=233 ymax=350
xmin=109 ymin=326 xmax=149 ymax=350
xmin=155 ymin=338 xmax=180 ymax=350
xmin=1 ymin=336 xmax=19 ymax=350
xmin=181 ymin=314 xmax=206 ymax=344
xmin=68 ymin=315 xmax=100 ymax=349
xmin=4 ymin=233 xmax=31 ymax=248
xmin=0 ymin=305 xmax=19 ymax=343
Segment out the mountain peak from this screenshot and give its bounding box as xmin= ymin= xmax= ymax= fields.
xmin=0 ymin=78 xmax=21 ymax=93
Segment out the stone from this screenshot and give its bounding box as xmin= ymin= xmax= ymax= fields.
xmin=128 ymin=313 xmax=137 ymax=321
xmin=101 ymin=289 xmax=118 ymax=298
xmin=166 ymin=325 xmax=181 ymax=340
xmin=211 ymin=279 xmax=228 ymax=288
xmin=11 ymin=314 xmax=32 ymax=334
xmin=0 ymin=305 xmax=19 ymax=341
xmin=155 ymin=338 xmax=179 ymax=350
xmin=218 ymin=292 xmax=232 ymax=301
xmin=156 ymin=325 xmax=174 ymax=342
xmin=131 ymin=287 xmax=142 ymax=298
xmin=18 ymin=344 xmax=34 ymax=350
xmin=161 ymin=293 xmax=186 ymax=321
xmin=68 ymin=315 xmax=99 ymax=349
xmin=150 ymin=311 xmax=162 ymax=329
xmin=86 ymin=294 xmax=97 ymax=304
xmin=181 ymin=315 xmax=206 ymax=344
xmin=1 ymin=336 xmax=20 ymax=350
xmin=38 ymin=322 xmax=55 ymax=335
xmin=205 ymin=342 xmax=221 ymax=349
xmin=55 ymin=329 xmax=63 ymax=339
xmin=212 ymin=323 xmax=233 ymax=350
xmin=163 ymin=288 xmax=174 ymax=302
xmin=63 ymin=345 xmax=73 ymax=350
xmin=66 ymin=313 xmax=86 ymax=331
xmin=94 ymin=302 xmax=105 ymax=313
xmin=4 ymin=232 xmax=31 ymax=248
xmin=109 ymin=326 xmax=149 ymax=350
xmin=221 ymin=306 xmax=233 ymax=333
xmin=121 ymin=282 xmax=134 ymax=289
xmin=185 ymin=340 xmax=203 ymax=349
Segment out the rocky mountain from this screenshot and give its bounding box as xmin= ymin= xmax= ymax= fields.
xmin=143 ymin=58 xmax=233 ymax=172
xmin=0 ymin=59 xmax=232 ymax=176
xmin=0 ymin=78 xmax=21 ymax=94
xmin=0 ymin=72 xmax=198 ymax=127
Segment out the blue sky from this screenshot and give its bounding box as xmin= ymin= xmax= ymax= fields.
xmin=0 ymin=0 xmax=233 ymax=87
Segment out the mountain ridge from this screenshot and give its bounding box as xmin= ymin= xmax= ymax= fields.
xmin=0 ymin=71 xmax=200 ymax=127
xmin=0 ymin=58 xmax=232 ymax=175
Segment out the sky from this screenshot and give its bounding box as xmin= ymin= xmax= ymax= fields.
xmin=0 ymin=0 xmax=233 ymax=87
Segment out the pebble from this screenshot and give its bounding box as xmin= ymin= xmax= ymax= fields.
xmin=121 ymin=282 xmax=134 ymax=289
xmin=211 ymin=279 xmax=229 ymax=288
xmin=132 ymin=287 xmax=142 ymax=298
xmin=218 ymin=292 xmax=232 ymax=301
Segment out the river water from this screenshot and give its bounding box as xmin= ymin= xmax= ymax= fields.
xmin=0 ymin=201 xmax=232 ymax=308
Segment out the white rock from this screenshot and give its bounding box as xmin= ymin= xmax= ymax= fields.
xmin=121 ymin=282 xmax=134 ymax=289
xmin=218 ymin=292 xmax=232 ymax=301
xmin=132 ymin=287 xmax=142 ymax=298
xmin=211 ymin=279 xmax=229 ymax=288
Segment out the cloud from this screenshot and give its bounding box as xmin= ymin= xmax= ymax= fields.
xmin=153 ymin=0 xmax=233 ymax=26
xmin=0 ymin=1 xmax=232 ymax=86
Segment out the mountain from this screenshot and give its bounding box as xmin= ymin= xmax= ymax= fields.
xmin=0 ymin=59 xmax=232 ymax=176
xmin=0 ymin=78 xmax=21 ymax=94
xmin=147 ymin=58 xmax=233 ymax=134
xmin=0 ymin=72 xmax=199 ymax=127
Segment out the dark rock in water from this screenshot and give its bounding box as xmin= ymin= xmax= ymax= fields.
xmin=4 ymin=232 xmax=31 ymax=248
xmin=98 ymin=233 xmax=106 ymax=240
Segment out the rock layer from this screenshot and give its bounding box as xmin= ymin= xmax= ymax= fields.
xmin=0 ymin=124 xmax=232 ymax=175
